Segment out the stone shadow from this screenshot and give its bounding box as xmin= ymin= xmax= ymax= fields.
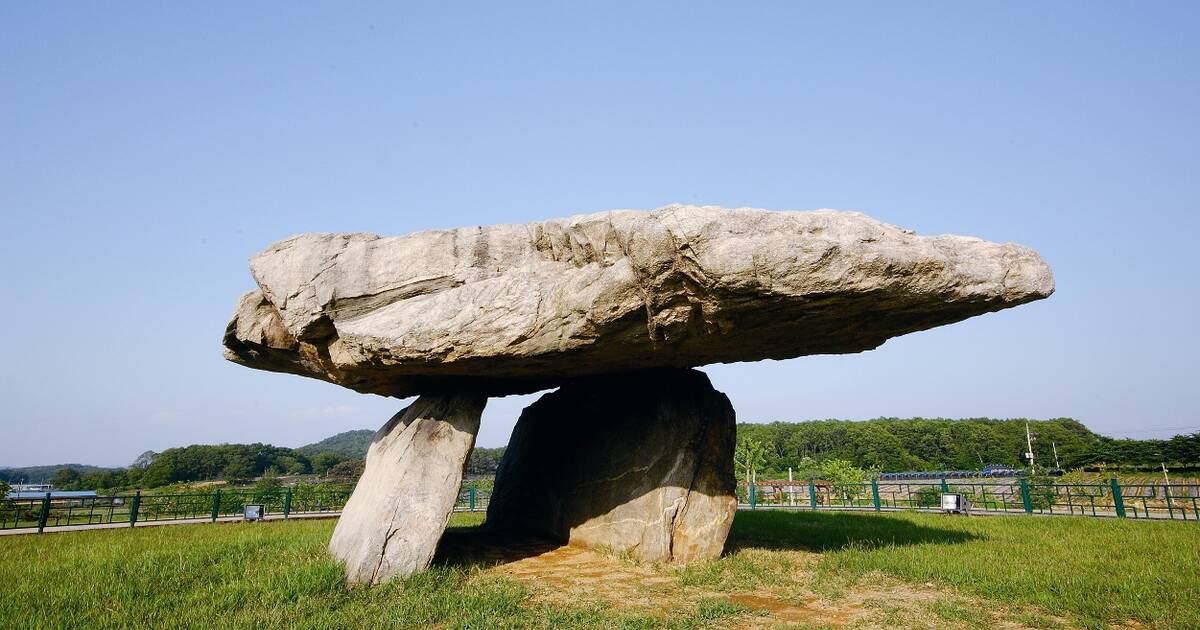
xmin=433 ymin=527 xmax=562 ymax=569
xmin=435 ymin=508 xmax=979 ymax=570
xmin=725 ymin=510 xmax=980 ymax=553
xmin=434 ymin=508 xmax=979 ymax=570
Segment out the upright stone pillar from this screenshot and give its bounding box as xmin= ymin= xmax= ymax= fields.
xmin=329 ymin=391 xmax=485 ymax=584
xmin=486 ymin=368 xmax=736 ymax=562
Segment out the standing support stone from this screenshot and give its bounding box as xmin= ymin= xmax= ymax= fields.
xmin=329 ymin=391 xmax=486 ymax=584
xmin=486 ymin=368 xmax=736 ymax=563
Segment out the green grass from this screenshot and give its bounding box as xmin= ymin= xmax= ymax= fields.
xmin=1 ymin=510 xmax=1197 ymax=629
xmin=733 ymin=510 xmax=1200 ymax=629
xmin=0 ymin=514 xmax=742 ymax=630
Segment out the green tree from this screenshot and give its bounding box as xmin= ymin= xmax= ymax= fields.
xmin=51 ymin=467 xmax=81 ymax=490
xmin=221 ymin=459 xmax=256 ymax=484
xmin=466 ymin=447 xmax=507 ymax=475
xmin=792 ymin=456 xmax=823 ymax=481
xmin=816 ymin=459 xmax=868 ymax=501
xmin=914 ymin=486 xmax=942 ymax=507
xmin=732 ymin=417 xmax=1182 ymax=474
xmin=311 ymin=452 xmax=344 ymax=476
xmin=847 ymin=425 xmax=908 ymax=470
xmin=78 ymin=470 xmax=130 ymax=491
xmin=735 ymin=437 xmax=767 ymax=483
xmin=325 ymin=459 xmax=365 ymax=482
xmin=252 ymin=472 xmax=282 ymax=502
xmin=254 ymin=472 xmax=280 ymax=491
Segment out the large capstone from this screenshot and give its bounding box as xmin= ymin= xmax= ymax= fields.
xmin=485 ymin=369 xmax=736 ymax=562
xmin=223 ymin=205 xmax=1054 ymax=398
xmin=328 ymin=391 xmax=484 ymax=584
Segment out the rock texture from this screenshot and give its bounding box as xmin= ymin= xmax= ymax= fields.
xmin=485 ymin=369 xmax=737 ymax=562
xmin=223 ymin=205 xmax=1054 ymax=398
xmin=328 ymin=391 xmax=485 ymax=584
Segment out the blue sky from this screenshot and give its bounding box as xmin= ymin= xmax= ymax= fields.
xmin=2 ymin=2 xmax=1197 ymax=467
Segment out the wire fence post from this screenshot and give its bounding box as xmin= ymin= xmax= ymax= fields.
xmin=940 ymin=478 xmax=949 ymax=493
xmin=1019 ymin=479 xmax=1033 ymax=514
xmin=129 ymin=490 xmax=141 ymax=527
xmin=37 ymin=492 xmax=51 ymax=533
xmin=1109 ymin=478 xmax=1126 ymax=518
xmin=749 ymin=483 xmax=757 ymax=510
xmin=283 ymin=488 xmax=293 ymax=519
xmin=210 ymin=489 xmax=221 ymax=522
xmin=808 ymin=479 xmax=818 ymax=511
xmin=871 ymin=479 xmax=881 ymax=512
xmin=468 ymin=487 xmax=476 ymax=512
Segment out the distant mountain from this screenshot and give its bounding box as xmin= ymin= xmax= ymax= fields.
xmin=0 ymin=464 xmax=119 ymax=484
xmin=298 ymin=430 xmax=375 ymax=459
xmin=131 ymin=451 xmax=158 ymax=469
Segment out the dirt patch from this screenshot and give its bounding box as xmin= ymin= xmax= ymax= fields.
xmin=729 ymin=592 xmax=861 ymax=627
xmin=438 ymin=533 xmax=1073 ymax=629
xmin=491 ymin=544 xmax=679 ymax=609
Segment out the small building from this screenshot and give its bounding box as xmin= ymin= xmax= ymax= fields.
xmin=6 ymin=490 xmax=99 ymax=502
xmin=10 ymin=483 xmax=53 ymax=493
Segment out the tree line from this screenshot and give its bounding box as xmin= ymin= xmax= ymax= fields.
xmin=38 ymin=443 xmax=365 ymax=491
xmin=18 ymin=442 xmax=509 ymax=492
xmin=736 ymin=418 xmax=1199 ymax=477
xmin=8 ymin=418 xmax=1194 ymax=493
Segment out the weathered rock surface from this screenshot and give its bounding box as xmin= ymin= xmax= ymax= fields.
xmin=223 ymin=205 xmax=1054 ymax=398
xmin=328 ymin=391 xmax=485 ymax=584
xmin=485 ymin=369 xmax=736 ymax=562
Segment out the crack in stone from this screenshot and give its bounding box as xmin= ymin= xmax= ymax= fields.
xmin=370 ymin=526 xmax=403 ymax=585
xmin=670 ymin=400 xmax=716 ymax=562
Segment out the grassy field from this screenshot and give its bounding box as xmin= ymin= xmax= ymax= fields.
xmin=1 ymin=510 xmax=1196 ymax=629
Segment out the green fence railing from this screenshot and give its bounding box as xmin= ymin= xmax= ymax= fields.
xmin=738 ymin=479 xmax=1199 ymax=521
xmin=8 ymin=478 xmax=1195 ymax=533
xmin=1 ymin=484 xmax=495 ymax=533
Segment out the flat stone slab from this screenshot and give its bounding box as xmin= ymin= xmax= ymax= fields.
xmin=223 ymin=205 xmax=1053 ymax=397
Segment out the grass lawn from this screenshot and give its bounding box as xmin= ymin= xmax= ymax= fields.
xmin=1 ymin=510 xmax=1196 ymax=629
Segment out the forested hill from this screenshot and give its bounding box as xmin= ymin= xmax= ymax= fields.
xmin=297 ymin=430 xmax=375 ymax=458
xmin=8 ymin=420 xmax=1195 ymax=490
xmin=0 ymin=464 xmax=117 ymax=484
xmin=737 ymin=418 xmax=1199 ymax=474
xmin=296 ymin=430 xmax=503 ymax=474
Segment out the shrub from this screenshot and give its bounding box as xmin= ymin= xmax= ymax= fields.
xmin=914 ymin=486 xmax=942 ymax=507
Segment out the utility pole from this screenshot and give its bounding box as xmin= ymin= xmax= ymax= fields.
xmin=788 ymin=467 xmax=795 ymax=506
xmin=1025 ymin=421 xmax=1037 ymax=474
xmin=1052 ymin=441 xmax=1061 ymax=470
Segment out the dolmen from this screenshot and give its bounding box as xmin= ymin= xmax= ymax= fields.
xmin=223 ymin=204 xmax=1053 ymax=584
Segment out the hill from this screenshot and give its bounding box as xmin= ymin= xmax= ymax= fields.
xmin=0 ymin=464 xmax=118 ymax=484
xmin=737 ymin=417 xmax=1199 ymax=475
xmin=297 ymin=430 xmax=375 ymax=458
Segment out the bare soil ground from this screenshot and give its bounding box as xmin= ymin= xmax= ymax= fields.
xmin=436 ymin=531 xmax=1073 ymax=629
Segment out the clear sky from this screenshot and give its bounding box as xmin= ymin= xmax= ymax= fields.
xmin=2 ymin=2 xmax=1197 ymax=467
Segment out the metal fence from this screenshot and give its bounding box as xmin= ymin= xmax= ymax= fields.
xmin=7 ymin=478 xmax=1197 ymax=534
xmin=0 ymin=486 xmax=357 ymax=532
xmin=1 ymin=485 xmax=496 ymax=533
xmin=739 ymin=478 xmax=1200 ymax=521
